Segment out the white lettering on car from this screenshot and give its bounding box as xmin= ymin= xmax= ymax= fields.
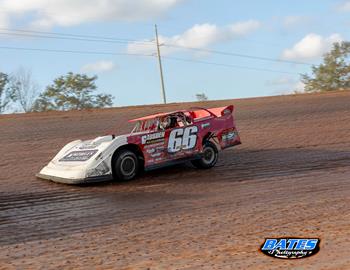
xmin=142 ymin=132 xmax=165 ymax=144
xmin=168 ymin=126 xmax=198 ymax=153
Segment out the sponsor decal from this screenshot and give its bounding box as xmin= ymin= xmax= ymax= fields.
xmin=146 ymin=146 xmax=166 ymax=155
xmin=150 ymin=152 xmax=162 ymax=158
xmin=146 ymin=148 xmax=156 ymax=154
xmin=222 ymin=130 xmax=237 ymax=141
xmin=79 ymin=143 xmax=97 ymax=150
xmin=144 ymin=142 xmax=164 ymax=149
xmin=59 ymin=150 xmax=98 ymax=162
xmin=142 ymin=132 xmax=165 ymax=145
xmin=201 ymin=122 xmax=210 ymax=129
xmin=260 ymin=238 xmax=320 ymax=259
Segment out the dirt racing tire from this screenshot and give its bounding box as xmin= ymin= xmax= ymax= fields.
xmin=113 ymin=150 xmax=139 ymax=181
xmin=191 ymin=141 xmax=218 ymax=169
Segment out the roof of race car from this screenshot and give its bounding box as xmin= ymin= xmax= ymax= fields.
xmin=128 ymin=110 xmax=187 ymax=122
xmin=128 ymin=106 xmax=232 ymax=123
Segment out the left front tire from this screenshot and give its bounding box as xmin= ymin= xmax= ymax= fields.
xmin=112 ymin=150 xmax=139 ymax=181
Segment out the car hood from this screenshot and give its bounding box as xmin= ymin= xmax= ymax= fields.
xmin=52 ymin=135 xmax=115 ymax=164
xmin=38 ymin=135 xmax=128 ymax=181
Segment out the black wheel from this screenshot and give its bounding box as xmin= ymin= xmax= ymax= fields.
xmin=112 ymin=150 xmax=139 ymax=181
xmin=191 ymin=141 xmax=218 ymax=169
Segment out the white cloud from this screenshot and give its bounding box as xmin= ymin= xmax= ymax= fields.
xmin=268 ymin=76 xmax=306 ymax=95
xmin=336 ymin=1 xmax=350 ymax=12
xmin=127 ymin=20 xmax=261 ymax=55
xmin=229 ymin=20 xmax=261 ymax=35
xmin=293 ymin=81 xmax=305 ymax=93
xmin=281 ymin=33 xmax=343 ymax=61
xmin=0 ymin=0 xmax=183 ymax=28
xmin=81 ymin=60 xmax=116 ymax=73
xmin=283 ymin=15 xmax=310 ymax=28
xmin=0 ymin=14 xmax=9 ymax=28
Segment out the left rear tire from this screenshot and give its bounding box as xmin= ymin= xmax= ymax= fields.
xmin=191 ymin=141 xmax=218 ymax=169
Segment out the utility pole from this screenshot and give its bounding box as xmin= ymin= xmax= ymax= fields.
xmin=155 ymin=24 xmax=167 ymax=104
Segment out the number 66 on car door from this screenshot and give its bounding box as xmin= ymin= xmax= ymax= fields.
xmin=168 ymin=126 xmax=198 ymax=153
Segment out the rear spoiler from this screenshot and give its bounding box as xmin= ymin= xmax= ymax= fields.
xmin=189 ymin=107 xmax=217 ymax=118
xmin=189 ymin=105 xmax=234 ymax=119
xmin=218 ymin=105 xmax=234 ymax=116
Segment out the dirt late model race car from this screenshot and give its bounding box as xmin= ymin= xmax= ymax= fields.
xmin=37 ymin=105 xmax=241 ymax=184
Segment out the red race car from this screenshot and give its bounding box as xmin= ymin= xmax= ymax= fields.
xmin=37 ymin=105 xmax=241 ymax=184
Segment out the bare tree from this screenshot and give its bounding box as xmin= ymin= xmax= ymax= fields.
xmin=10 ymin=68 xmax=40 ymax=112
xmin=195 ymin=92 xmax=208 ymax=101
xmin=0 ymin=72 xmax=15 ymax=113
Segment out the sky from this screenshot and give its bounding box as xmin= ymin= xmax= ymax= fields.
xmin=0 ymin=0 xmax=349 ymax=107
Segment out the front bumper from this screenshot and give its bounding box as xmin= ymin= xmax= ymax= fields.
xmin=36 ymin=173 xmax=113 ymax=185
xmin=37 ymin=159 xmax=113 ymax=184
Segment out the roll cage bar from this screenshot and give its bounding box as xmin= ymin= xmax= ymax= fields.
xmin=130 ymin=106 xmax=223 ymax=134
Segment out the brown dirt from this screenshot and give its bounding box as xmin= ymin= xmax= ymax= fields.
xmin=0 ymin=91 xmax=349 ymax=269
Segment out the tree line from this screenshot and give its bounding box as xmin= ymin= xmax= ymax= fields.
xmin=0 ymin=70 xmax=114 ymax=113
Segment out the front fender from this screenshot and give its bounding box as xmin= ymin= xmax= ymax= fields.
xmin=85 ymin=135 xmax=129 ymax=178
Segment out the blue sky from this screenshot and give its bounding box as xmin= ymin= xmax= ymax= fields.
xmin=0 ymin=0 xmax=349 ymax=107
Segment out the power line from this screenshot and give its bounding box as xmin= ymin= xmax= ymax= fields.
xmin=0 ymin=27 xmax=155 ymax=44
xmin=162 ymin=44 xmax=312 ymax=66
xmin=162 ymin=56 xmax=300 ymax=75
xmin=0 ymin=46 xmax=154 ymax=57
xmin=0 ymin=27 xmax=311 ymax=66
xmin=0 ymin=46 xmax=301 ymax=75
xmin=0 ymin=32 xmax=133 ymax=45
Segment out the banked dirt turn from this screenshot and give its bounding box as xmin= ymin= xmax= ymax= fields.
xmin=0 ymin=91 xmax=349 ymax=269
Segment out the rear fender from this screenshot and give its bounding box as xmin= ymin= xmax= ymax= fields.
xmin=202 ymin=132 xmax=221 ymax=150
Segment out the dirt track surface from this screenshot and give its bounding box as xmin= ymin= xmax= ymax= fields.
xmin=0 ymin=91 xmax=349 ymax=269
